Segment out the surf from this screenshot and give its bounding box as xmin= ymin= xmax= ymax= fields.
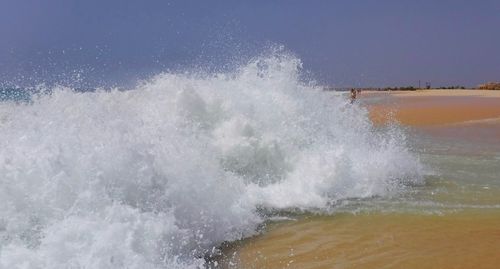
xmin=0 ymin=51 xmax=423 ymax=268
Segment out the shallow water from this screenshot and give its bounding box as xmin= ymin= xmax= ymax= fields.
xmin=227 ymin=210 xmax=500 ymax=269
xmin=220 ymin=119 xmax=500 ymax=269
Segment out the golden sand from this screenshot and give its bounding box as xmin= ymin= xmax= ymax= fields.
xmin=227 ymin=211 xmax=500 ymax=269
xmin=365 ymin=90 xmax=500 ymax=126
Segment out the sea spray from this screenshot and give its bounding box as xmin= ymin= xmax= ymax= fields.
xmin=0 ymin=52 xmax=423 ymax=268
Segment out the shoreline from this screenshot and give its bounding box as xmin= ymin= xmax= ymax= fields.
xmin=362 ymin=89 xmax=500 ymax=127
xmin=223 ymin=210 xmax=500 ymax=269
xmin=361 ymin=89 xmax=500 ymax=153
xmin=363 ymin=89 xmax=500 ymax=97
xmin=219 ymin=89 xmax=500 ymax=268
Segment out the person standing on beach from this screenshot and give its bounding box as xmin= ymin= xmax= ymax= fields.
xmin=350 ymin=88 xmax=357 ymax=104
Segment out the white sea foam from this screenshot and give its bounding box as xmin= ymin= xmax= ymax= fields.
xmin=0 ymin=52 xmax=423 ymax=268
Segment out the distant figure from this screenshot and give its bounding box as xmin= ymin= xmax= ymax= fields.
xmin=350 ymin=88 xmax=357 ymax=104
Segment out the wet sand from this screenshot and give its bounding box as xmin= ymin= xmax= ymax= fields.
xmin=220 ymin=90 xmax=500 ymax=269
xmin=228 ymin=211 xmax=500 ymax=269
xmin=365 ymin=89 xmax=500 ymax=127
xmin=365 ymin=89 xmax=500 ymax=152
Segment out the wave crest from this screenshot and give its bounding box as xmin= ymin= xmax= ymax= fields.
xmin=0 ymin=52 xmax=422 ymax=268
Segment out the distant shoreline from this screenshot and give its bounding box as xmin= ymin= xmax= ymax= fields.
xmin=324 ymin=87 xmax=494 ymax=92
xmin=362 ymin=89 xmax=500 ymax=126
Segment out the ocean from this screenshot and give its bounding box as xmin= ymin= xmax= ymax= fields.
xmin=2 ymin=52 xmax=496 ymax=268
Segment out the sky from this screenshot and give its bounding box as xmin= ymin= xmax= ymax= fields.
xmin=1 ymin=0 xmax=499 ymax=88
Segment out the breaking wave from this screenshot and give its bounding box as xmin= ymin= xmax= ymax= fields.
xmin=0 ymin=52 xmax=422 ymax=268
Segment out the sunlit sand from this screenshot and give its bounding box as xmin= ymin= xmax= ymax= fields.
xmin=366 ymin=90 xmax=500 ymax=126
xmin=226 ymin=211 xmax=500 ymax=269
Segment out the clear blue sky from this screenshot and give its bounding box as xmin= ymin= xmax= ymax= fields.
xmin=1 ymin=0 xmax=499 ymax=87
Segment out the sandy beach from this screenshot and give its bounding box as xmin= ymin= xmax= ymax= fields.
xmin=364 ymin=89 xmax=500 ymax=126
xmin=364 ymin=89 xmax=500 ymax=150
xmin=229 ymin=211 xmax=500 ymax=269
